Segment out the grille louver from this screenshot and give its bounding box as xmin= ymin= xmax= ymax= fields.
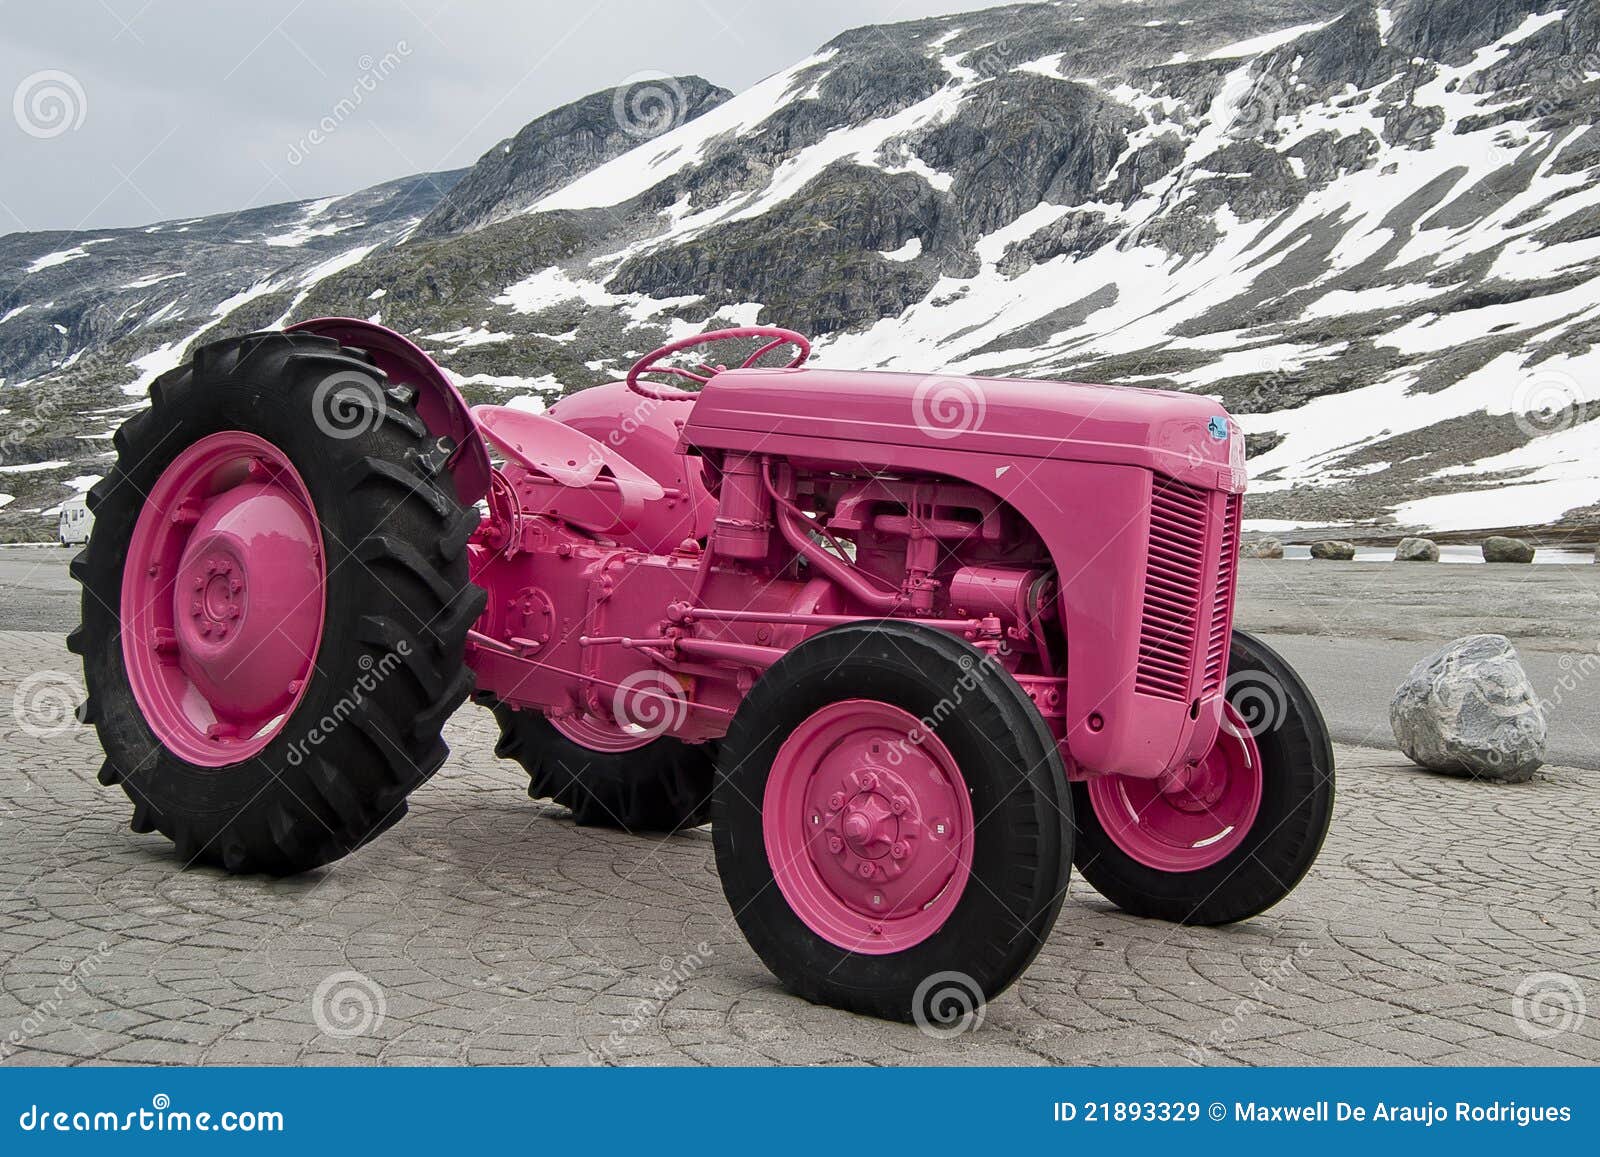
xmin=1135 ymin=479 xmax=1209 ymax=701
xmin=1203 ymin=494 xmax=1241 ymax=695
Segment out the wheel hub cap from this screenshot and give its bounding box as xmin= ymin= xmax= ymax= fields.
xmin=763 ymin=700 xmax=973 ymax=954
xmin=1085 ymin=703 xmax=1264 ymax=872
xmin=121 ymin=432 xmax=325 ymax=766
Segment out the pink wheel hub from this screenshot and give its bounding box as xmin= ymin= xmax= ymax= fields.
xmin=1086 ymin=703 xmax=1263 ymax=872
xmin=121 ymin=431 xmax=325 ymax=767
xmin=549 ymin=711 xmax=656 ymax=753
xmin=763 ymin=700 xmax=973 ymax=954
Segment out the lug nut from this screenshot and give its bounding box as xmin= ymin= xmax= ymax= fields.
xmin=827 ymin=836 xmax=843 ymax=854
xmin=857 ymin=863 xmax=875 ymax=879
xmin=828 ymin=792 xmax=845 ymax=810
xmin=889 ymin=796 xmax=908 ymax=815
xmin=890 ymin=842 xmax=908 ymax=860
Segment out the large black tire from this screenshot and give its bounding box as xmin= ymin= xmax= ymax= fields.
xmin=714 ymin=621 xmax=1072 ymax=1023
xmin=1072 ymin=628 xmax=1336 ymax=925
xmin=70 ymin=331 xmax=485 ymax=875
xmin=486 ymin=701 xmax=714 ymax=831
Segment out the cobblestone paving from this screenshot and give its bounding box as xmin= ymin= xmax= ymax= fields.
xmin=1 ymin=631 xmax=1596 ymax=1067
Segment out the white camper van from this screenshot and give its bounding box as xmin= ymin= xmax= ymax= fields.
xmin=59 ymin=492 xmax=92 ymax=546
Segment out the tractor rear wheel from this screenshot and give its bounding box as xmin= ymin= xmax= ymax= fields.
xmin=1072 ymin=628 xmax=1335 ymax=925
xmin=714 ymin=621 xmax=1072 ymax=1024
xmin=486 ymin=703 xmax=714 ymax=831
xmin=70 ymin=331 xmax=485 ymax=875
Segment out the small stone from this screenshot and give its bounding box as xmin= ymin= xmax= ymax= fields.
xmin=1309 ymin=540 xmax=1356 ymax=560
xmin=1240 ymin=537 xmax=1284 ymax=559
xmin=1481 ymin=535 xmax=1534 ymax=563
xmin=1389 ymin=634 xmax=1546 ymax=782
xmin=1394 ymin=536 xmax=1439 ymax=562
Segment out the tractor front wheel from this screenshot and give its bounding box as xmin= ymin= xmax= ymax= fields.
xmin=714 ymin=622 xmax=1072 ymax=1023
xmin=70 ymin=331 xmax=485 ymax=875
xmin=1072 ymin=628 xmax=1335 ymax=925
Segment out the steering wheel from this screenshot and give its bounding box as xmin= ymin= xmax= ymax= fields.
xmin=626 ymin=326 xmax=810 ymax=401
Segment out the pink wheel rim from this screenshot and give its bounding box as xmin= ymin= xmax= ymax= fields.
xmin=549 ymin=711 xmax=657 ymax=753
xmin=763 ymin=700 xmax=973 ymax=954
xmin=1086 ymin=703 xmax=1263 ymax=872
xmin=120 ymin=431 xmax=326 ymax=767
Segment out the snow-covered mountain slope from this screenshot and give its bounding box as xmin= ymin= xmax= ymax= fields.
xmin=3 ymin=0 xmax=1599 ymax=540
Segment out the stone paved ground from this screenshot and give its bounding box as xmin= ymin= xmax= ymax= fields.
xmin=1 ymin=630 xmax=1596 ymax=1067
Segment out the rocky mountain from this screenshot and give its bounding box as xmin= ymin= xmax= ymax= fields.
xmin=3 ymin=0 xmax=1599 ymax=541
xmin=414 ymin=75 xmax=732 ymax=237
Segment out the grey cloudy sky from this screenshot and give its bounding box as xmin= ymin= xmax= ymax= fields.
xmin=0 ymin=0 xmax=980 ymax=235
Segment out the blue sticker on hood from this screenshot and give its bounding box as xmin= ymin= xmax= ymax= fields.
xmin=1208 ymin=416 xmax=1229 ymax=441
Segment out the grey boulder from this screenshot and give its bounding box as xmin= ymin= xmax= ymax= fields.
xmin=1395 ymin=536 xmax=1439 ymax=562
xmin=1240 ymin=537 xmax=1284 ymax=559
xmin=1482 ymin=535 xmax=1535 ymax=563
xmin=1390 ymin=634 xmax=1546 ymax=782
xmin=1309 ymin=540 xmax=1356 ymax=560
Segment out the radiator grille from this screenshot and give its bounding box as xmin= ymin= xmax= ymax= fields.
xmin=1135 ymin=478 xmax=1209 ymax=701
xmin=1202 ymin=494 xmax=1241 ymax=695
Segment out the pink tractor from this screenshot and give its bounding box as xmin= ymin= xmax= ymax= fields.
xmin=70 ymin=321 xmax=1334 ymax=1022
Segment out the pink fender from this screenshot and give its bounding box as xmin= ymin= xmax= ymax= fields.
xmin=287 ymin=318 xmax=492 ymax=504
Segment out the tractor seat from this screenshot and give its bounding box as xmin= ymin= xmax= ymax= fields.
xmin=473 ymin=405 xmax=664 ymax=537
